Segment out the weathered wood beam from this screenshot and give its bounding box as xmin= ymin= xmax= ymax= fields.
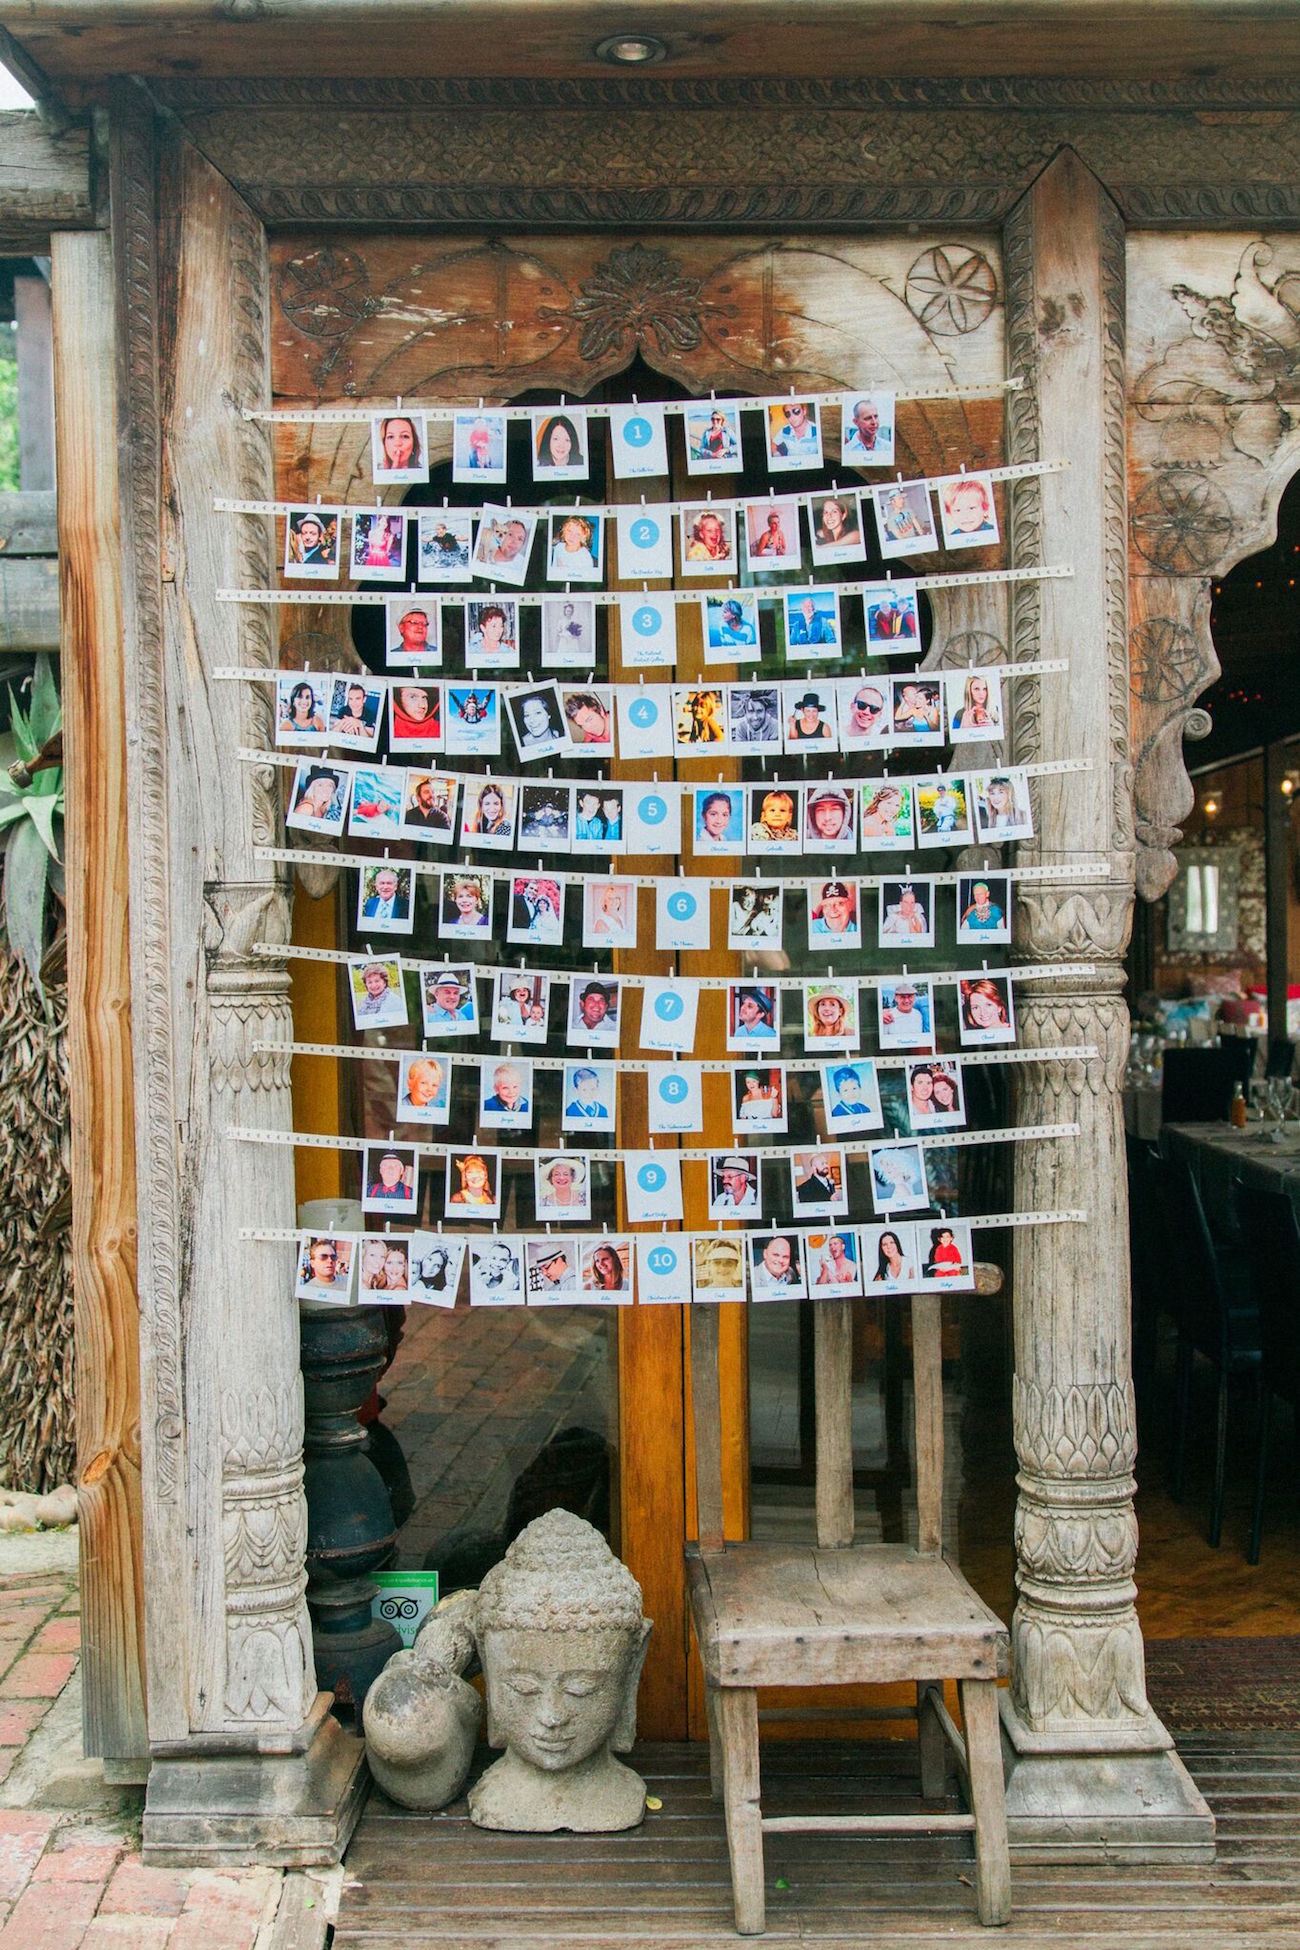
xmin=0 ymin=555 xmax=59 ymax=651
xmin=0 ymin=112 xmax=94 ymax=249
xmin=0 ymin=491 xmax=57 ymax=556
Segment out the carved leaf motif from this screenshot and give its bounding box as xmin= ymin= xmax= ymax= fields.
xmin=1013 ymin=1379 xmax=1138 ymax=1478
xmin=225 ymin=1617 xmax=312 ymax=1722
xmin=904 ymin=246 xmax=998 ymax=337
xmin=278 ymin=246 xmax=373 ymax=341
xmin=1012 ymin=1614 xmax=1150 ymax=1725
xmin=1130 ymin=467 xmax=1236 ymax=574
xmin=537 ymin=243 xmax=706 ymax=362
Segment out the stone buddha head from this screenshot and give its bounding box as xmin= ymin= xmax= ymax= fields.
xmin=468 ymin=1508 xmax=652 ymax=1832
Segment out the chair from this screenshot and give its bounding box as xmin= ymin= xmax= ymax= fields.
xmin=687 ymin=1278 xmax=1011 ymax=1935
xmin=1160 ymin=1042 xmax=1254 ymax=1125
xmin=1236 ymin=1188 xmax=1300 ymax=1564
xmin=1151 ymin=1157 xmax=1261 ymax=1546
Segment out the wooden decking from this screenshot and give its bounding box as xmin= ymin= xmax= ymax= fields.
xmin=335 ymin=1735 xmax=1300 ymax=1947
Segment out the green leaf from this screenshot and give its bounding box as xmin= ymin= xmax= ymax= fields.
xmin=24 ymin=791 xmax=60 ymax=860
xmin=28 ymin=655 xmax=60 ymax=747
xmin=3 ymin=816 xmax=49 ymax=989
xmin=5 ymin=687 xmax=33 ymax=766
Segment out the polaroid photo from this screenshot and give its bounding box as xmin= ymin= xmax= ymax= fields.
xmin=506 ymin=682 xmax=569 ymax=764
xmin=567 ymin=977 xmax=621 ymax=1050
xmin=692 ymin=1235 xmax=747 ymax=1306
xmin=417 ymin=510 xmax=473 ymax=583
xmin=472 ymin=506 xmax=537 ymax=587
xmin=437 ymin=870 xmax=494 ymax=941
xmin=348 ymin=956 xmax=408 ymax=1032
xmin=809 ymin=490 xmax=866 ymax=567
xmin=559 ymin=685 xmax=615 ymax=755
xmin=684 ymin=403 xmax=742 ymax=476
xmin=616 ymin=504 xmax=673 ymax=579
xmin=506 ymin=874 xmax=566 ymax=948
xmin=889 ymin=675 xmax=944 ymax=749
xmin=916 ymin=1219 xmax=975 ymax=1292
xmin=275 ymin=673 xmax=331 ymax=748
xmin=744 ymin=500 xmax=802 ymax=571
xmin=408 ymin=1233 xmax=467 ymax=1307
xmin=872 ymin=481 xmax=938 ymax=560
xmin=463 ymin=599 xmax=520 ymax=670
xmin=973 ymin=769 xmax=1034 ymax=843
xmin=351 ymin=511 xmax=408 ymax=582
xmin=447 ymin=1149 xmax=503 ymax=1221
xmin=679 ymin=504 xmax=737 ymax=576
xmin=452 ymin=410 xmax=508 ymax=484
xmin=547 ymin=511 xmax=604 ymax=584
xmin=492 ymin=971 xmax=551 ymax=1046
xmin=727 ymin=684 xmax=782 ymax=754
xmin=618 ymin=594 xmax=676 ymax=669
xmin=572 ymin=787 xmax=624 ymax=855
xmin=327 ymin=675 xmax=385 ymax=752
xmin=938 ymin=472 xmax=1000 ymax=551
xmin=869 ymin=1141 xmax=929 ymax=1216
xmin=347 ymin=766 xmax=404 ymax=841
xmin=620 ymin=786 xmax=678 ymax=857
xmin=286 ymin=760 xmax=351 ymax=836
xmin=877 ymin=978 xmax=935 ymax=1053
xmin=637 ymin=1236 xmax=692 ymax=1306
xmin=803 ymin=783 xmax=856 ymax=855
xmin=860 ymin=780 xmax=915 ymax=851
xmin=478 ymin=1057 xmax=534 ymax=1132
xmin=838 ymin=679 xmax=892 ymax=752
xmin=822 ymin=1058 xmax=882 ymax=1134
xmin=906 ymin=1058 xmax=966 ymax=1132
xmin=362 ymin=1143 xmax=418 ymax=1217
xmin=444 ymin=685 xmax=501 ymax=756
xmin=420 ymin=964 xmax=480 ymax=1038
xmin=623 ymin=1153 xmax=683 ymax=1227
xmin=804 ymin=979 xmax=859 ymax=1053
xmin=841 ymin=390 xmax=896 ymax=468
xmin=747 ymin=785 xmax=802 ymax=858
xmin=784 ymin=589 xmax=841 ymax=660
xmin=655 ymin=881 xmax=710 ymax=954
xmin=294 ymin=1232 xmax=357 ymax=1304
xmin=863 ymin=579 xmax=921 ymax=653
xmin=765 ymin=397 xmax=823 ymax=472
xmin=702 ymin=592 xmax=761 ymax=666
xmin=879 ymin=877 xmax=937 ymax=950
xmin=562 ymin=1060 xmax=617 ymax=1131
xmin=526 ymin=1237 xmax=581 ymax=1304
xmin=583 ymin=878 xmax=638 ymax=952
xmin=396 ymin=1051 xmax=451 ymax=1126
xmin=518 ymin=784 xmax=572 ymax=852
xmin=617 ymin=686 xmax=673 ymax=761
xmin=749 ymin=1231 xmax=809 ymax=1302
xmin=640 ymin=976 xmax=699 ymax=1054
xmin=959 ymin=974 xmax=1016 ymax=1047
xmin=806 ymin=1228 xmax=863 ymax=1296
xmin=808 ymin=877 xmax=862 ymax=949
xmin=401 ymin=770 xmax=459 ymax=843
xmin=535 ymin=1152 xmax=591 ymax=1223
xmin=532 ymin=408 xmax=589 ymax=483
xmin=782 ymin=683 xmax=838 ymax=752
xmin=945 ymin=669 xmax=1004 ymax=742
xmin=609 ymin=402 xmax=669 ymax=480
xmin=358 ymin=1234 xmax=411 ymax=1305
xmin=726 ymin=982 xmax=781 ymax=1053
xmin=694 ymin=786 xmax=746 ymax=857
xmin=708 ymin=1151 xmax=762 ymax=1220
xmin=356 ymin=862 xmax=414 ymax=936
xmin=581 ymin=1238 xmax=633 ymax=1301
xmin=388 ymin=680 xmax=443 ymax=753
xmin=371 ymin=411 xmax=428 ymax=486
xmin=916 ymin=774 xmax=974 ymax=849
xmin=863 ymin=1221 xmax=920 ymax=1289
xmin=672 ymin=685 xmax=727 ymax=749
xmin=469 ymin=1238 xmax=524 ymax=1306
xmin=283 ymin=507 xmax=342 ymax=582
xmin=459 ymin=778 xmax=517 ymax=851
xmin=956 ymin=874 xmax=1011 ymax=945
xmin=791 ymin=1146 xmax=848 ymax=1217
xmin=728 ymin=881 xmax=784 ymax=951
xmin=731 ymin=1063 xmax=787 ymax=1135
xmin=542 ymin=596 xmax=600 ymax=669
xmin=647 ymin=1060 xmax=703 ymax=1135
xmin=385 ymin=595 xmax=441 ymax=669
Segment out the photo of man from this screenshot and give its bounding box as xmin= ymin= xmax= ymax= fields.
xmin=385 ymin=599 xmax=440 ymax=667
xmin=357 ymin=863 xmax=413 ymax=934
xmin=765 ymin=397 xmax=822 ymax=470
xmin=791 ymin=1148 xmax=848 ymax=1216
xmin=362 ymin=1145 xmax=417 ymax=1214
xmin=402 ymin=772 xmax=457 ymax=839
xmin=284 ymin=507 xmax=341 ymax=580
xmin=420 ymin=968 xmax=478 ymax=1037
xmin=708 ymin=1153 xmax=761 ymax=1218
xmin=727 ymin=984 xmax=780 ymax=1050
xmin=749 ymin=1233 xmax=808 ymax=1299
xmin=728 ymin=685 xmax=781 ymax=749
xmin=841 ymin=391 xmax=894 ymax=465
xmin=877 ymin=979 xmax=935 ymax=1052
xmin=567 ymin=979 xmax=620 ymax=1048
xmin=294 ymin=1234 xmax=355 ymax=1302
xmin=526 ymin=1240 xmax=579 ymax=1300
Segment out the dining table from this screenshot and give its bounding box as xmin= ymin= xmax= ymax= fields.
xmin=1160 ymin=1119 xmax=1300 ymax=1232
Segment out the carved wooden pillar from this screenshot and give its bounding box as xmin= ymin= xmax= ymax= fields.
xmin=1000 ymin=148 xmax=1213 ymax=1859
xmin=109 ymin=93 xmax=365 ymax=1864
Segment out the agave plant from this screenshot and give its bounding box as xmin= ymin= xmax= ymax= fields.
xmin=0 ymin=655 xmax=64 ymax=993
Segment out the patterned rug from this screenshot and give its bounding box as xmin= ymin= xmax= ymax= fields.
xmin=1144 ymin=1637 xmax=1300 ymax=1731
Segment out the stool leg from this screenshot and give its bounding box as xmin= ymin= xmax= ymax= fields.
xmin=959 ymin=1679 xmax=1011 ymax=1927
xmin=705 ymin=1685 xmax=724 ymax=1800
xmin=718 ymin=1688 xmax=765 ymax=1934
xmin=1171 ymin=1337 xmax=1191 ymax=1500
xmin=1209 ymin=1368 xmax=1228 ymax=1548
xmin=1249 ymin=1388 xmax=1271 ymax=1568
xmin=917 ymin=1681 xmax=946 ymax=1799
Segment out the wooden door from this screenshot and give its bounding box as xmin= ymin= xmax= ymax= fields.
xmin=268 ymin=229 xmax=1008 ymax=1738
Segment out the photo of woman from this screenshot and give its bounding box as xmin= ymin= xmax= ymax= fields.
xmin=350 ymin=511 xmax=407 ymax=580
xmin=673 ymin=687 xmax=726 ymax=746
xmin=879 ymin=878 xmax=935 ymax=948
xmin=459 ymin=780 xmax=515 ymax=850
xmin=946 ymin=669 xmax=1003 ymax=741
xmin=959 ymin=975 xmax=1016 ymax=1047
xmin=506 ymin=875 xmax=565 ymax=946
xmin=583 ymin=879 xmax=637 ymax=950
xmin=684 ymin=404 xmax=741 ymax=475
xmin=804 ymin=982 xmax=858 ymax=1051
xmin=370 ymin=412 xmax=427 ymax=484
xmin=973 ymin=771 xmax=1034 ymax=842
xmin=464 ymin=601 xmax=519 ymax=669
xmin=860 ymin=782 xmax=915 ymax=849
xmin=275 ymin=676 xmax=329 ymax=747
xmin=745 ymin=501 xmax=801 ymax=568
xmin=548 ymin=512 xmax=602 ymax=582
xmin=870 ymin=1225 xmax=917 ymax=1288
xmin=809 ymin=491 xmax=865 ymax=566
xmin=584 ymin=1240 xmax=631 ymax=1295
xmin=286 ymin=762 xmax=350 ymax=834
xmin=869 ymin=1143 xmax=928 ymax=1214
xmin=731 ymin=1066 xmax=785 ymax=1133
xmin=409 ymin=1236 xmax=466 ymax=1305
xmin=680 ymin=505 xmax=736 ymax=574
xmin=535 ymin=1154 xmax=591 ymax=1221
xmin=906 ymin=1059 xmax=966 ymax=1131
xmin=439 ymin=872 xmax=493 ymax=938
xmin=446 ymin=1151 xmax=500 ymax=1216
xmin=749 ymin=787 xmax=801 ymax=854
xmin=508 ymin=686 xmax=566 ymax=762
xmin=532 ymin=409 xmax=588 ymax=481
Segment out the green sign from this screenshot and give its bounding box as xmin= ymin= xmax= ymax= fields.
xmin=371 ymin=1569 xmax=439 ymax=1648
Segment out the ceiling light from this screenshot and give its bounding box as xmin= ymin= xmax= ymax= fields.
xmin=593 ymin=33 xmax=668 ymax=63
